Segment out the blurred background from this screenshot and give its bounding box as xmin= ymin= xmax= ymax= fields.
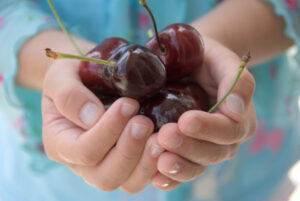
xmin=289 ymin=161 xmax=300 ymax=201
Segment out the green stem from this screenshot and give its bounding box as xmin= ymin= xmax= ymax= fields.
xmin=47 ymin=0 xmax=85 ymax=56
xmin=208 ymin=52 xmax=251 ymax=113
xmin=45 ymin=48 xmax=116 ymax=67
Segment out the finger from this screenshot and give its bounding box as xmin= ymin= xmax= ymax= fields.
xmin=157 ymin=123 xmax=238 ymax=166
xmin=196 ymin=42 xmax=255 ymax=122
xmin=42 ymin=96 xmax=139 ymax=166
xmin=152 ymin=173 xmax=181 ymax=191
xmin=157 ymin=152 xmax=206 ymax=182
xmin=121 ymin=134 xmax=165 ymax=194
xmin=178 ymin=106 xmax=257 ymax=145
xmin=69 ymin=115 xmax=153 ymax=191
xmin=217 ymin=68 xmax=255 ymax=122
xmin=43 ymin=59 xmax=105 ymax=129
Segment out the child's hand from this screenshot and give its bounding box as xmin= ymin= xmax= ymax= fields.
xmin=42 ymin=58 xmax=155 ymax=191
xmin=136 ymin=37 xmax=256 ymax=191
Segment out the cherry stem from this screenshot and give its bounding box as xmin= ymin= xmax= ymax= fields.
xmin=208 ymin=51 xmax=251 ymax=113
xmin=140 ymin=0 xmax=166 ymax=55
xmin=47 ymin=0 xmax=85 ymax=56
xmin=45 ymin=48 xmax=116 ymax=67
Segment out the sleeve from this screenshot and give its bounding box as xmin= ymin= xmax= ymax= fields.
xmin=0 ymin=0 xmax=57 ymax=108
xmin=264 ymin=0 xmax=300 ymax=61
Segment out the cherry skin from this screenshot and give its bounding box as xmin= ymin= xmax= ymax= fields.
xmin=79 ymin=37 xmax=129 ymax=95
xmin=139 ymin=82 xmax=209 ymax=131
xmin=146 ymin=23 xmax=205 ymax=81
xmin=107 ymin=44 xmax=166 ymax=99
xmin=79 ymin=39 xmax=167 ymax=99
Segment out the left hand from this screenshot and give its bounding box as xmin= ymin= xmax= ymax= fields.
xmin=120 ymin=36 xmax=257 ymax=193
xmin=153 ymin=36 xmax=257 ymax=190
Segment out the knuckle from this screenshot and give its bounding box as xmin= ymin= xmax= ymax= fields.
xmin=121 ymin=186 xmax=143 ymax=194
xmin=188 ymin=166 xmax=201 ymax=181
xmin=42 ymin=130 xmax=59 ymax=162
xmin=192 ymin=166 xmax=206 ymax=180
xmin=119 ymin=149 xmax=138 ymax=162
xmin=95 ymin=181 xmax=119 ymax=192
xmin=206 ymin=148 xmax=227 ymax=165
xmin=77 ymin=149 xmax=100 ymax=166
xmin=55 ymin=85 xmax=75 ymax=110
xmin=93 ymin=174 xmax=120 ymax=192
xmin=104 ymin=124 xmax=124 ymax=140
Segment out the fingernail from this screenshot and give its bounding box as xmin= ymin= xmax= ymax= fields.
xmin=163 ymin=132 xmax=183 ymax=149
xmin=121 ymin=102 xmax=137 ymax=117
xmin=186 ymin=119 xmax=201 ymax=134
xmin=150 ymin=144 xmax=164 ymax=158
xmin=80 ymin=102 xmax=102 ymax=126
xmin=168 ymin=163 xmax=180 ymax=174
xmin=226 ymin=94 xmax=245 ymax=115
xmin=157 ymin=179 xmax=171 ymax=188
xmin=131 ymin=123 xmax=149 ymax=139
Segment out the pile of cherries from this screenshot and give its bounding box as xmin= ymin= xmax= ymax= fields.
xmin=47 ymin=0 xmax=210 ymax=131
xmin=79 ymin=22 xmax=209 ymax=131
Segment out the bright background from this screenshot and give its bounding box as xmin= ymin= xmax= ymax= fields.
xmin=289 ymin=161 xmax=300 ymax=201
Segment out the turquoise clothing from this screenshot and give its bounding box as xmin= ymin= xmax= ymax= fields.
xmin=0 ymin=0 xmax=300 ymax=201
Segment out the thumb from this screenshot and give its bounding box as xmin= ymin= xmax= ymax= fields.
xmin=217 ymin=68 xmax=255 ymax=122
xmin=43 ymin=59 xmax=105 ymax=130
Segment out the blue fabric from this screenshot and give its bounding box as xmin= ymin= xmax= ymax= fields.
xmin=0 ymin=0 xmax=300 ymax=201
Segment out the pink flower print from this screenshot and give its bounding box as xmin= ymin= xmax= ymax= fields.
xmin=0 ymin=17 xmax=4 ymax=28
xmin=0 ymin=74 xmax=3 ymax=84
xmin=139 ymin=12 xmax=150 ymax=28
xmin=286 ymin=0 xmax=298 ymax=10
xmin=250 ymin=121 xmax=284 ymax=154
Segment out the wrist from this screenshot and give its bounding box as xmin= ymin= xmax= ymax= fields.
xmin=17 ymin=29 xmax=94 ymax=91
xmin=190 ymin=21 xmax=243 ymax=59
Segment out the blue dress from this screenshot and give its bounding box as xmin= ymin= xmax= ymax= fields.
xmin=0 ymin=0 xmax=300 ymax=201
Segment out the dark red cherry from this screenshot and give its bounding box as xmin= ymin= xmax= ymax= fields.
xmin=146 ymin=23 xmax=204 ymax=81
xmin=139 ymin=82 xmax=209 ymax=131
xmin=79 ymin=37 xmax=129 ymax=95
xmin=79 ymin=39 xmax=167 ymax=99
xmin=106 ymin=44 xmax=166 ymax=99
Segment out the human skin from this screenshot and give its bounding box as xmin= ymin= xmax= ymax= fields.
xmin=15 ymin=0 xmax=293 ymax=193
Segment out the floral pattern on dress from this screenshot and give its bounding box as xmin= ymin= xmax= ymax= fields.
xmin=250 ymin=121 xmax=285 ymax=154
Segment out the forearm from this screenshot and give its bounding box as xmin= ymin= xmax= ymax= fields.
xmin=16 ymin=29 xmax=94 ymax=91
xmin=192 ymin=0 xmax=294 ymax=65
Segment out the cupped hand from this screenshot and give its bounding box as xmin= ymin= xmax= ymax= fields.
xmin=42 ymin=58 xmax=155 ymax=191
xmin=148 ymin=36 xmax=257 ymax=191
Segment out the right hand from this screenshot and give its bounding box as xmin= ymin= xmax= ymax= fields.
xmin=42 ymin=58 xmax=155 ymax=191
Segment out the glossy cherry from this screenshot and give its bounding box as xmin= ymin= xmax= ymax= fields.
xmin=107 ymin=44 xmax=166 ymax=99
xmin=139 ymin=82 xmax=209 ymax=131
xmin=146 ymin=23 xmax=204 ymax=81
xmin=78 ymin=38 xmax=167 ymax=99
xmin=79 ymin=37 xmax=129 ymax=95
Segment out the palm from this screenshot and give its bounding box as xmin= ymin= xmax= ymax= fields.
xmin=193 ymin=37 xmax=243 ymax=107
